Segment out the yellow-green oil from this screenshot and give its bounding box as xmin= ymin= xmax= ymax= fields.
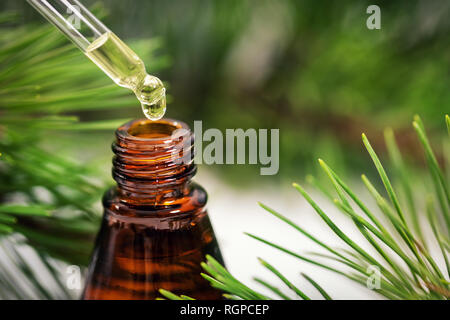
xmin=85 ymin=32 xmax=166 ymax=120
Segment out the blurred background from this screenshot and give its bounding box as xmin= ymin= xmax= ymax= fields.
xmin=0 ymin=0 xmax=448 ymax=299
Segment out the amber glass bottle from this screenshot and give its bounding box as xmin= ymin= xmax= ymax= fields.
xmin=82 ymin=118 xmax=224 ymax=300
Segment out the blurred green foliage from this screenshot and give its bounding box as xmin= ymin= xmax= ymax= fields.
xmin=1 ymin=0 xmax=448 ymax=181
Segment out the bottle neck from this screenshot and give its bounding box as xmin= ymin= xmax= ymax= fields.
xmin=112 ymin=118 xmax=196 ymax=205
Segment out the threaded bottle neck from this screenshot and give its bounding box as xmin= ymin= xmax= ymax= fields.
xmin=112 ymin=118 xmax=196 ymax=204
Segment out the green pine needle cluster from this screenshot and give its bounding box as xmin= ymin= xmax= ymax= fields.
xmin=162 ymin=115 xmax=449 ymax=300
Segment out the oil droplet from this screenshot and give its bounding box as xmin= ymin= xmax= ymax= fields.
xmin=141 ymin=95 xmax=167 ymax=121
xmin=135 ymin=74 xmax=166 ymax=121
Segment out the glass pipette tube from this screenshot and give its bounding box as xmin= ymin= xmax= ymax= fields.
xmin=26 ymin=0 xmax=166 ymax=120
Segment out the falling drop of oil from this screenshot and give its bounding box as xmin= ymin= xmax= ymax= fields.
xmin=141 ymin=96 xmax=167 ymax=121
xmin=135 ymin=74 xmax=167 ymax=121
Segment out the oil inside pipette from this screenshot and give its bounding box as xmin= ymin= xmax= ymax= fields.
xmin=85 ymin=32 xmax=166 ymax=120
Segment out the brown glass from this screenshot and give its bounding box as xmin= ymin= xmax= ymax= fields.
xmin=82 ymin=118 xmax=224 ymax=300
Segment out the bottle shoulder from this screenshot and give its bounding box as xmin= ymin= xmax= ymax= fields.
xmin=102 ymin=182 xmax=208 ymax=217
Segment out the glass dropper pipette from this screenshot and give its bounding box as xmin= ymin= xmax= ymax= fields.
xmin=26 ymin=0 xmax=166 ymax=120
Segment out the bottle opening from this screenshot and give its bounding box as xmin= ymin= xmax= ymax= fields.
xmin=128 ymin=121 xmax=179 ymax=140
xmin=121 ymin=118 xmax=189 ymax=142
